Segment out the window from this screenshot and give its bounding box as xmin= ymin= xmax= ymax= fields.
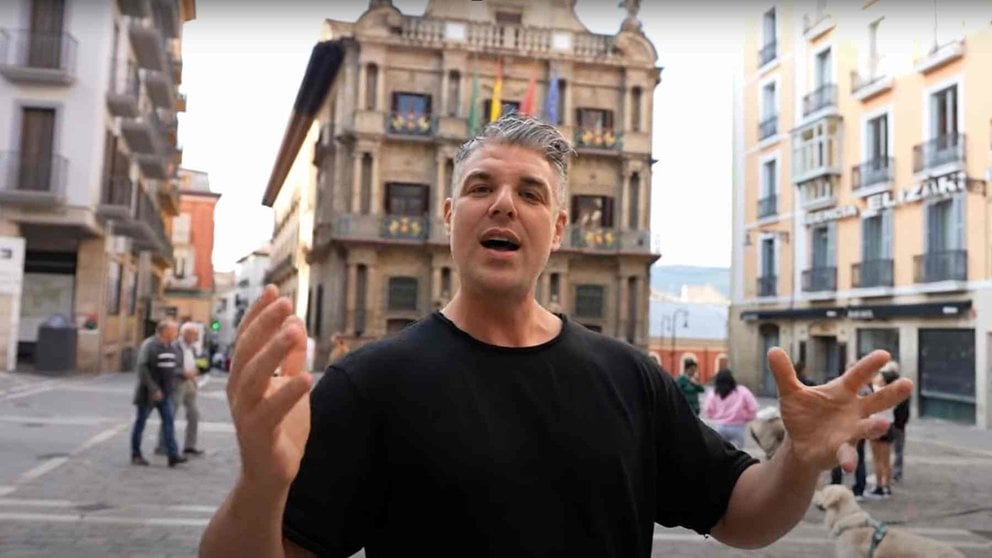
xmin=172 ymin=213 xmax=191 ymax=244
xmin=574 ymin=285 xmax=605 ymax=319
xmin=386 ymin=183 xmax=428 ymax=216
xmin=628 ymin=173 xmax=640 ymax=229
xmin=365 ymin=64 xmax=378 ymax=110
xmin=761 ymin=237 xmax=775 ymax=278
xmin=571 ymin=195 xmax=614 ymax=228
xmin=814 ymin=48 xmax=832 ymax=87
xmin=861 ymin=211 xmax=892 ymax=261
xmin=866 ymin=114 xmax=888 ymax=162
xmin=867 ymin=18 xmax=883 ymax=75
xmin=557 ymin=80 xmax=566 ymax=124
xmin=447 ymin=70 xmax=460 ymax=116
xmin=762 ymin=8 xmax=777 ymax=47
xmin=18 ymin=107 xmax=56 ymax=191
xmin=355 ymin=265 xmax=367 ymax=336
xmin=28 ymin=0 xmax=66 ymax=69
xmin=576 ymin=108 xmax=614 ymax=132
xmin=925 ymin=196 xmax=963 ymax=253
xmin=630 ymin=87 xmax=642 ymax=132
xmin=388 ymin=277 xmax=419 ymax=311
xmin=483 ymin=99 xmax=520 ymax=119
xmin=392 ymin=92 xmax=431 ymax=116
xmin=857 ymin=328 xmax=899 ymax=360
xmin=495 ymin=11 xmax=522 ymax=24
xmin=761 ymin=82 xmax=776 ymax=119
xmin=930 ymin=85 xmax=958 ymax=139
xmin=810 ymin=224 xmax=835 ymax=269
xmin=107 ymin=261 xmax=122 ymax=315
xmin=761 ymin=159 xmax=776 ymax=198
xmin=444 ymin=158 xmax=454 ymax=201
xmin=360 ymin=153 xmax=373 ymax=214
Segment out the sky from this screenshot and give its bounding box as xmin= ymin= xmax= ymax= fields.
xmin=178 ymin=1 xmax=743 ymax=272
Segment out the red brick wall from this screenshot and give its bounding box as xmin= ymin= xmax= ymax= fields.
xmin=649 ymin=342 xmax=729 ymax=384
xmin=178 ymin=195 xmax=218 ymax=292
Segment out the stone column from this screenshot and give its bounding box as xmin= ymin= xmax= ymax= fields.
xmin=370 ymin=148 xmax=382 ymax=215
xmin=357 ymin=63 xmax=368 ymax=110
xmin=74 ymin=238 xmax=108 ymax=373
xmin=351 ymin=152 xmax=363 ymax=213
xmin=623 ymin=85 xmax=632 ymax=132
xmin=618 ymin=274 xmax=630 ymax=339
xmin=440 ymin=69 xmax=450 ymax=118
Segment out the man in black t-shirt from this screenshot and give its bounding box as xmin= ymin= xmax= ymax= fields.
xmin=201 ymin=114 xmax=912 ymax=557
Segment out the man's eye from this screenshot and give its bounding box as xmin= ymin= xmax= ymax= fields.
xmin=469 ymin=184 xmax=490 ymax=193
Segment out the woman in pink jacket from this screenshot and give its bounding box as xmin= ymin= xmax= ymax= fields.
xmin=704 ymin=368 xmax=759 ymax=449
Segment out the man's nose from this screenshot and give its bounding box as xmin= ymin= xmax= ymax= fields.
xmin=488 ymin=185 xmax=516 ymax=218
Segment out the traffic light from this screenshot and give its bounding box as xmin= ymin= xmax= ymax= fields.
xmin=210 ymin=320 xmax=221 ymax=332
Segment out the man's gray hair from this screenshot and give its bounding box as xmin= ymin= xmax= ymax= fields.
xmin=155 ymin=319 xmax=176 ymax=334
xmin=452 ymin=113 xmax=575 ymax=207
xmin=180 ymin=322 xmax=199 ymax=335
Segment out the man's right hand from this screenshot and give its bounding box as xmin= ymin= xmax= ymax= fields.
xmin=228 ymin=285 xmax=313 ymax=490
xmin=152 ymin=390 xmax=163 ymax=402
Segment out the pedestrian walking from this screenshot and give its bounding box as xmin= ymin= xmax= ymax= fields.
xmin=200 ymin=113 xmax=911 ymax=557
xmin=704 ymin=368 xmax=759 ymax=449
xmin=675 ymin=359 xmax=705 ymax=415
xmin=867 ymin=370 xmax=897 ymax=498
xmin=130 ymin=320 xmax=187 ymax=467
xmin=156 ymin=322 xmax=204 ymax=457
xmin=830 ymin=381 xmax=872 ymax=500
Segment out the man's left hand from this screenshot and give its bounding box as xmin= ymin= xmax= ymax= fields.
xmin=769 ymin=348 xmax=912 ymax=472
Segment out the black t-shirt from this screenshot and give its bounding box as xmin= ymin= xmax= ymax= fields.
xmin=283 ymin=312 xmax=756 ymax=557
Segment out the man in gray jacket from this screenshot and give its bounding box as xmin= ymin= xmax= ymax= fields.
xmin=130 ymin=319 xmax=187 ymax=467
xmin=156 ymin=321 xmax=204 ymax=456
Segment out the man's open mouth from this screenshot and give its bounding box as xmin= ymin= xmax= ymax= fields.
xmin=480 ymin=238 xmax=520 ymax=251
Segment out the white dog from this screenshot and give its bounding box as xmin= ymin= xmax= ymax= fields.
xmin=747 ymin=406 xmax=785 ymax=460
xmin=812 ymin=485 xmax=964 ymax=558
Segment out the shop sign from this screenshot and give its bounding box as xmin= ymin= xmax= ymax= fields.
xmin=865 ymin=171 xmax=965 ymax=215
xmin=804 ymin=205 xmax=859 ymax=225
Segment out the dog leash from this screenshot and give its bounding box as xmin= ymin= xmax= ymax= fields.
xmin=834 ymin=518 xmax=888 ymax=557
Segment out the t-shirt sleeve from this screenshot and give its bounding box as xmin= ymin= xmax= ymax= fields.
xmin=282 ymin=367 xmax=385 ymax=556
xmin=652 ymin=370 xmax=757 ymax=535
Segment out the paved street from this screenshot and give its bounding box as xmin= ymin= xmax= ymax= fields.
xmin=0 ymin=370 xmax=989 ymax=557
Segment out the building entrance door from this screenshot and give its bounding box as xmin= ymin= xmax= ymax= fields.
xmin=759 ymin=324 xmax=779 ymax=395
xmin=918 ymin=328 xmax=975 ymax=423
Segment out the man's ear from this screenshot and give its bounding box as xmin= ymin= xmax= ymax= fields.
xmin=551 ymin=208 xmax=567 ymax=250
xmin=443 ymin=197 xmax=453 ymax=235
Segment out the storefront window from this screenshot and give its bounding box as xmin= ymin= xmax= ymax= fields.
xmin=856 ymin=328 xmax=899 ymax=360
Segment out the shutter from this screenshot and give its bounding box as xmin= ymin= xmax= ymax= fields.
xmin=826 ymin=222 xmax=836 ymax=268
xmin=881 ymin=210 xmax=892 ymax=260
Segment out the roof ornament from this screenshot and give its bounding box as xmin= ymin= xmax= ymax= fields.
xmin=619 ymin=0 xmax=642 ymax=32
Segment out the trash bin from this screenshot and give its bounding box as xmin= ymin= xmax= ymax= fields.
xmin=35 ymin=314 xmax=77 ymax=374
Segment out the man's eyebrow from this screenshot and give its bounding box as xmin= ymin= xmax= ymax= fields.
xmin=463 ymin=170 xmax=492 ymax=183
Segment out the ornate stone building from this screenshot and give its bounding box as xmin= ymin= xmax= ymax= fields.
xmin=264 ymin=0 xmax=661 ymax=367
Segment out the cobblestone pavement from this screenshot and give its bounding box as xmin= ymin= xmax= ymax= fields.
xmin=0 ymin=372 xmax=989 ymax=557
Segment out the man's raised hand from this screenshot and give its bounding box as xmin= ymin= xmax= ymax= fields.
xmin=227 ymin=285 xmax=313 ymax=490
xmin=768 ymin=348 xmax=912 ymax=472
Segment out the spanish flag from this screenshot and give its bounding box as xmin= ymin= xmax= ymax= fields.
xmin=489 ymin=59 xmax=503 ymax=122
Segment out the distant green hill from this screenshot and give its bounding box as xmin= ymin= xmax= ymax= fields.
xmin=650 ymin=265 xmax=730 ymax=299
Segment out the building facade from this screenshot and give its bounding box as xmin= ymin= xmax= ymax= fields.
xmin=730 ymin=1 xmax=992 ymax=427
xmin=649 ymin=298 xmax=729 ymax=384
xmin=211 ymin=270 xmax=235 ymax=354
xmin=159 ymin=168 xmax=218 ymax=327
xmin=231 ymin=243 xmax=270 ymax=330
xmin=0 ymin=0 xmax=194 ymax=372
xmin=265 ymin=0 xmax=661 ymax=369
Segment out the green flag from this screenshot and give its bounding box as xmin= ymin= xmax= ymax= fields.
xmin=467 ymin=55 xmax=480 ymax=135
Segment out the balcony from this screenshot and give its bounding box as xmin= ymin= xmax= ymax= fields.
xmin=758 ymin=115 xmax=778 ymax=140
xmin=97 ymin=176 xmax=137 ymax=221
xmin=757 ymin=194 xmax=777 ymax=219
xmin=129 ymin=13 xmax=167 ymax=71
xmin=0 ymin=151 xmax=67 ymax=206
xmin=850 ymin=60 xmax=893 ymax=102
xmin=792 ymin=117 xmax=842 ymax=184
xmin=914 ymin=250 xmax=967 ymax=283
xmin=153 ymin=0 xmax=181 ymax=39
xmin=757 ymin=275 xmax=776 ymax=297
xmin=398 ymin=15 xmax=617 ymax=60
xmin=802 ymin=84 xmax=837 ymax=118
xmin=914 ymin=134 xmax=965 ymax=174
xmin=561 ymin=227 xmax=653 ymax=254
xmin=803 ymin=10 xmax=834 ymax=40
xmin=333 ymin=213 xmax=430 ymax=243
xmin=117 ymin=0 xmax=151 ymax=18
xmin=574 ymin=127 xmax=621 ymax=152
xmin=388 ymin=111 xmax=433 ymax=137
xmin=758 ymin=41 xmax=777 ymax=68
xmin=121 ymin=102 xmax=166 ymax=155
xmin=851 ymin=157 xmax=894 ymax=193
xmin=0 ymin=29 xmax=77 ymax=85
xmin=802 ymin=267 xmax=836 ymax=292
xmin=130 ymin=186 xmax=173 ymax=262
xmin=852 ymin=259 xmax=894 ymax=288
xmin=915 ymin=38 xmax=965 ymax=74
xmin=143 ymin=68 xmax=176 ymax=109
xmin=107 ymin=59 xmax=141 ymax=117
